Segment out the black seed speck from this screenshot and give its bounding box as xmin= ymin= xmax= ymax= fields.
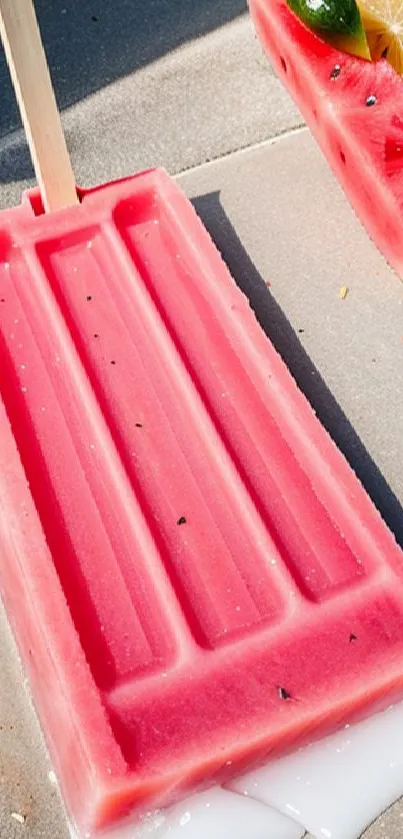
xmin=366 ymin=94 xmax=377 ymax=107
xmin=280 ymin=57 xmax=287 ymax=73
xmin=110 ymin=360 xmax=116 ymax=365
xmin=340 ymin=149 xmax=346 ymax=165
xmin=0 ymin=298 xmax=4 ymax=303
xmin=91 ymin=15 xmax=98 ymax=22
xmin=93 ymin=333 xmax=99 ymax=338
xmin=277 ymin=686 xmax=292 ymax=700
xmin=330 ymin=64 xmax=341 ymax=80
xmin=349 ymin=633 xmax=357 ymax=642
xmin=135 ymin=422 xmax=143 ymax=428
xmin=177 ymin=516 xmax=187 ymax=526
xmin=298 ymin=328 xmax=305 ymax=334
xmin=86 ymin=295 xmax=92 ymax=301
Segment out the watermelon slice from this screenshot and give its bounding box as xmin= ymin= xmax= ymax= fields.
xmin=248 ymin=0 xmax=403 ymax=276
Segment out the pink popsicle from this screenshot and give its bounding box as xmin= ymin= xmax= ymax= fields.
xmin=1 ymin=170 xmax=403 ymax=836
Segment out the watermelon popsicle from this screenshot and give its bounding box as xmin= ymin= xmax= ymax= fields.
xmin=3 ymin=1 xmax=403 ymax=838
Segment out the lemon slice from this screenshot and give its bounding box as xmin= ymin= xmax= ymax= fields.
xmin=286 ymin=0 xmax=371 ymax=59
xmin=359 ymin=0 xmax=403 ymax=72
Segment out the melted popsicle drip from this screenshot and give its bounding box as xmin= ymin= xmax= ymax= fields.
xmin=68 ymin=700 xmax=403 ymax=838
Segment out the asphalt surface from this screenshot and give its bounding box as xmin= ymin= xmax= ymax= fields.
xmin=0 ymin=6 xmax=302 ymax=208
xmin=0 ymin=3 xmax=402 ymax=838
xmin=0 ymin=0 xmax=247 ymax=137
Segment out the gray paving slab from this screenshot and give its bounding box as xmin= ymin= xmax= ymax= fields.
xmin=365 ymin=803 xmax=403 ymax=839
xmin=1 ymin=126 xmax=403 ymax=838
xmin=0 ymin=14 xmax=302 ymax=210
xmin=0 ymin=0 xmax=248 ymax=137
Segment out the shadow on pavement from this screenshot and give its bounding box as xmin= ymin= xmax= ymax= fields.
xmin=0 ymin=124 xmax=81 ymax=190
xmin=0 ymin=0 xmax=246 ymax=141
xmin=0 ymin=137 xmax=36 ymax=186
xmin=192 ymin=190 xmax=403 ymax=549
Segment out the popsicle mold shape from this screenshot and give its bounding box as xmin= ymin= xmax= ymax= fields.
xmin=1 ymin=170 xmax=403 ymax=835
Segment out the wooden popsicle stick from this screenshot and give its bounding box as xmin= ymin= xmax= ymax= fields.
xmin=0 ymin=0 xmax=78 ymax=212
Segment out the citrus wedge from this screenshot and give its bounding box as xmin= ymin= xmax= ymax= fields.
xmin=359 ymin=0 xmax=403 ymax=73
xmin=286 ymin=0 xmax=371 ymax=58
